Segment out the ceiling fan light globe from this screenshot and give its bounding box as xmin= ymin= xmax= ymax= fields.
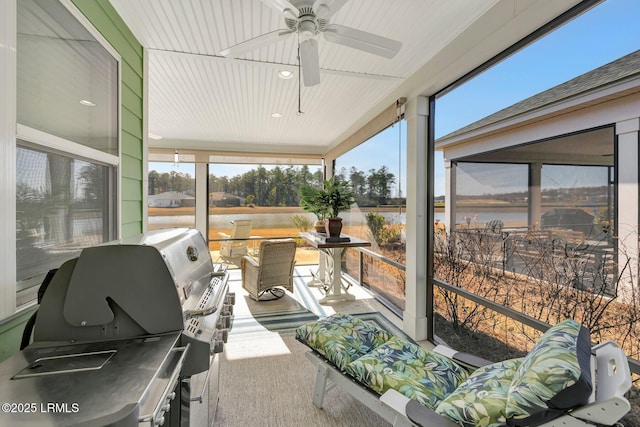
xmin=298 ymin=18 xmax=317 ymax=41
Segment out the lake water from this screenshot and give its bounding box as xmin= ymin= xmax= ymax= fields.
xmin=149 ymin=211 xmax=380 ymax=229
xmin=149 ymin=207 xmax=599 ymax=229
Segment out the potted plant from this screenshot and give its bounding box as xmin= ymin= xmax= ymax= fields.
xmin=300 ymin=185 xmax=330 ymax=233
xmin=321 ymin=178 xmax=355 ymax=238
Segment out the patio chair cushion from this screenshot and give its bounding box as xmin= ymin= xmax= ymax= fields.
xmin=505 ymin=318 xmax=592 ymax=425
xmin=295 ymin=312 xmax=393 ymax=370
xmin=436 ymin=320 xmax=591 ymax=427
xmin=297 ymin=314 xmax=593 ymax=427
xmin=435 ymin=358 xmax=523 ymax=427
xmin=346 ymin=336 xmax=469 ymax=409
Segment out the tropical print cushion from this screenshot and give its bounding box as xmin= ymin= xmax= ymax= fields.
xmin=505 ymin=319 xmax=592 ymax=425
xmin=295 ymin=312 xmax=393 ymax=370
xmin=435 ymin=358 xmax=523 ymax=427
xmin=346 ymin=336 xmax=469 ymax=409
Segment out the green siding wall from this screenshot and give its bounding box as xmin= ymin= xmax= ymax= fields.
xmin=0 ymin=308 xmax=36 ymax=362
xmin=72 ymin=0 xmax=145 ymax=237
xmin=0 ymin=0 xmax=145 ymax=362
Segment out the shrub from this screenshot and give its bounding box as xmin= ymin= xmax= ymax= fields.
xmin=291 ymin=214 xmax=312 ymax=232
xmin=366 ymin=212 xmax=386 ymax=243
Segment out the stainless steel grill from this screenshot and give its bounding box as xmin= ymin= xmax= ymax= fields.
xmin=0 ymin=228 xmax=233 ymax=426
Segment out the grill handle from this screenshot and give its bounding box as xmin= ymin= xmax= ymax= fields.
xmin=140 ymin=344 xmax=190 ymax=426
xmin=183 ymin=305 xmax=218 ymax=320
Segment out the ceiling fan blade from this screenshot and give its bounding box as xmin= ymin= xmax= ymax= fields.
xmin=220 ymin=29 xmax=293 ymax=57
xmin=300 ymin=38 xmax=320 ymax=86
xmin=313 ymin=0 xmax=348 ymax=19
xmin=324 ymin=24 xmax=402 ymax=59
xmin=261 ymin=0 xmax=299 ymax=19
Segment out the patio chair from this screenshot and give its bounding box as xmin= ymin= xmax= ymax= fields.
xmin=296 ymin=314 xmax=632 ymax=427
xmin=241 ymin=239 xmax=296 ymax=301
xmin=484 ymin=218 xmax=504 ymax=234
xmin=218 ymin=219 xmax=252 ymax=260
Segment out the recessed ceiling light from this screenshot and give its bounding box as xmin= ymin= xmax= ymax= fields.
xmin=148 ymin=133 xmax=163 ymax=140
xmin=271 ymin=112 xmax=282 ymax=118
xmin=79 ymin=99 xmax=96 ymax=107
xmin=278 ymin=70 xmax=293 ymax=79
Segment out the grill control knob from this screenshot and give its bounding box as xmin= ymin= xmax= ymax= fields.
xmin=217 ymin=316 xmax=230 ymax=329
xmin=225 ymin=292 xmax=236 ymax=305
xmin=223 ymin=304 xmax=234 ymax=315
xmin=155 ymin=415 xmax=165 ymax=426
xmin=218 ymin=329 xmax=229 ymax=343
xmin=211 ymin=340 xmax=224 ymax=354
xmin=167 ymin=392 xmax=176 ymax=400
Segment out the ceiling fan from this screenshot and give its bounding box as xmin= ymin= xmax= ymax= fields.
xmin=219 ymin=0 xmax=402 ymax=86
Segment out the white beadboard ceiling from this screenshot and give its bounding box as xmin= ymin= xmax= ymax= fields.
xmin=108 ymin=0 xmax=584 ymax=157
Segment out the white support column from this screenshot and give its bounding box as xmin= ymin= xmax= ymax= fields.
xmin=529 ymin=162 xmax=542 ymax=228
xmin=403 ymin=96 xmax=429 ymax=340
xmin=616 ymin=118 xmax=639 ymax=300
xmin=195 ymin=162 xmax=208 ymax=241
xmin=325 ymin=157 xmax=334 ymax=179
xmin=444 ymin=159 xmax=455 ymax=232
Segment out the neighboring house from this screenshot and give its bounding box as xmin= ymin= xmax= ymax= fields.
xmin=437 ymin=49 xmax=640 ymax=294
xmin=148 ymin=191 xmax=195 ymax=208
xmin=208 ymin=192 xmax=243 ymax=207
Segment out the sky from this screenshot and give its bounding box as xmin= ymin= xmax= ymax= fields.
xmin=151 ymin=0 xmax=640 ymax=197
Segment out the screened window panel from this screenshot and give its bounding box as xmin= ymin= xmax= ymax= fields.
xmin=16 ymin=144 xmax=113 ymax=302
xmin=455 ymin=162 xmax=529 ymax=228
xmin=541 ymin=164 xmax=610 ymax=242
xmin=17 ymin=0 xmax=118 ymax=154
xmin=148 ymin=162 xmax=196 ymax=231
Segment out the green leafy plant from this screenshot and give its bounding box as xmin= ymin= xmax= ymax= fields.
xmin=300 ymin=185 xmax=329 ymax=220
xmin=322 ymin=177 xmax=355 ymax=218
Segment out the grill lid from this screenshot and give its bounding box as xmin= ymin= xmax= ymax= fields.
xmin=63 ymin=245 xmax=184 ymax=332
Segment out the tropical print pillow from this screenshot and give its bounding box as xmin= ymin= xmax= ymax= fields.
xmin=435 ymin=358 xmax=523 ymax=427
xmin=295 ymin=312 xmax=393 ymax=370
xmin=346 ymin=336 xmax=469 ymax=409
xmin=505 ymin=319 xmax=592 ymax=424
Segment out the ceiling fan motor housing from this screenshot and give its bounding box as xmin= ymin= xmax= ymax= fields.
xmin=285 ymin=1 xmax=328 ymax=37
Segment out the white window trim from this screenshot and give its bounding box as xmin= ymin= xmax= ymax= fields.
xmin=0 ymin=0 xmax=18 ymax=320
xmin=17 ymin=125 xmax=120 ymax=167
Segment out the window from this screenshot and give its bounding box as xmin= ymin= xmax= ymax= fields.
xmin=335 ymin=122 xmax=407 ymax=310
xmin=16 ymin=144 xmax=115 ymax=305
xmin=13 ymin=0 xmax=119 ymax=308
xmin=208 ymin=163 xmax=323 ymax=266
xmin=148 ymin=162 xmax=196 ymax=231
xmin=541 ymin=164 xmax=612 ymax=243
xmin=455 ymin=162 xmax=529 ymax=228
xmin=17 ymin=0 xmax=118 ymax=154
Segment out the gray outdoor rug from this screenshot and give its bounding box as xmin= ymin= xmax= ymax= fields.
xmin=230 ymin=304 xmax=319 ymax=335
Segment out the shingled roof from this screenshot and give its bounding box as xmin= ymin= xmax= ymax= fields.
xmin=439 ymin=49 xmax=640 ymax=141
